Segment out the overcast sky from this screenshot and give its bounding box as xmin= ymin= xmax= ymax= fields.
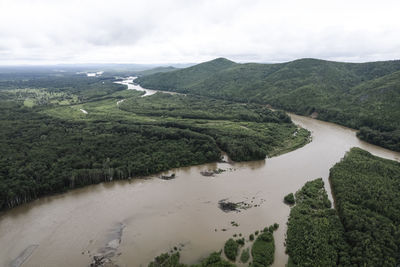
xmin=1 ymin=0 xmax=400 ymax=65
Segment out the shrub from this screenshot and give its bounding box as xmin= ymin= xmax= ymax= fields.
xmin=251 ymin=231 xmax=275 ymax=266
xmin=224 ymin=238 xmax=239 ymax=261
xmin=284 ymin=193 xmax=295 ymax=205
xmin=240 ymin=248 xmax=250 ymax=263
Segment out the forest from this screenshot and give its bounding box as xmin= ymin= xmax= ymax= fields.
xmin=137 ymin=58 xmax=400 ymax=151
xmin=0 ymin=71 xmax=309 ymax=210
xmin=330 ymin=148 xmax=400 ymax=266
xmin=286 ymin=149 xmax=400 ymax=267
xmin=119 ymin=93 xmax=309 ymax=161
xmin=285 ymin=178 xmax=350 ymax=266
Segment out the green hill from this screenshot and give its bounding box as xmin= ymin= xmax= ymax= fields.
xmin=137 ymin=57 xmax=236 ymax=91
xmin=136 ymin=58 xmax=400 ymax=151
xmin=136 ymin=66 xmax=177 ymax=76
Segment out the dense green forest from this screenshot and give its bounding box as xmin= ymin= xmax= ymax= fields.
xmin=285 ymin=178 xmax=350 ymax=266
xmin=137 ymin=58 xmax=400 ymax=151
xmin=330 ymin=148 xmax=400 ymax=266
xmin=119 ymin=93 xmax=309 ymax=161
xmin=0 ymin=101 xmax=221 ymax=210
xmin=251 ymin=229 xmax=276 ymax=266
xmin=136 ymin=66 xmax=177 ymax=76
xmin=286 ymin=150 xmax=400 ymax=266
xmin=0 ymin=71 xmax=309 ymax=210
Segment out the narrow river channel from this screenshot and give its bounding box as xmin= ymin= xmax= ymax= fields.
xmin=0 ymin=92 xmax=399 ymax=267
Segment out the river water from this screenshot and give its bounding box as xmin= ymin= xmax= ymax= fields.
xmin=0 ymin=108 xmax=399 ymax=267
xmin=114 ymin=77 xmax=181 ymax=97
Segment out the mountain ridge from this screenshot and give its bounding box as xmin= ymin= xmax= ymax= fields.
xmin=136 ymin=57 xmax=400 ymax=151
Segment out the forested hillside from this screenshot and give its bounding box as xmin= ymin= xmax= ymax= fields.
xmin=137 ymin=58 xmax=400 ymax=151
xmin=135 ymin=66 xmax=177 ymax=76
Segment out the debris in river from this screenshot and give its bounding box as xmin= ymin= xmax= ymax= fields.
xmin=218 ymin=199 xmax=252 ymax=212
xmin=160 ymin=173 xmax=176 ymax=180
xmin=200 ymin=171 xmax=214 ymax=177
xmin=218 ymin=200 xmax=238 ymax=212
xmin=89 ymin=222 xmax=125 ymax=267
xmin=231 ymin=221 xmax=239 ymax=227
xmin=200 ymin=168 xmax=226 ymax=177
xmin=90 ymin=254 xmax=118 ymax=267
xmin=218 ymin=196 xmax=265 ymax=213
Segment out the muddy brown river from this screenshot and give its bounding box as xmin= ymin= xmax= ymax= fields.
xmin=0 ymin=114 xmax=399 ymax=267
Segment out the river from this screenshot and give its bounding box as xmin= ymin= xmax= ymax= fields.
xmin=114 ymin=77 xmax=181 ymax=97
xmin=0 ymin=107 xmax=399 ymax=267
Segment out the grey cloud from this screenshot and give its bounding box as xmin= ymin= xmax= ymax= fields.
xmin=0 ymin=0 xmax=400 ymax=64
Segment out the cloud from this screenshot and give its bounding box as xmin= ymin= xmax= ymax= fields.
xmin=0 ymin=0 xmax=400 ymax=64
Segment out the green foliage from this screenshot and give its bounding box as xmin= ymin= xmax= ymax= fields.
xmin=285 ymin=178 xmax=350 ymax=267
xmin=136 ymin=58 xmax=236 ymax=93
xmin=240 ymin=248 xmax=250 ymax=263
xmin=148 ymin=225 xmax=279 ymax=267
xmin=249 ymin=234 xmax=254 ymax=241
xmin=137 ymin=58 xmax=400 ymax=151
xmin=148 ymin=251 xmax=235 ymax=267
xmin=148 ymin=252 xmax=186 ymax=267
xmin=120 ymin=93 xmax=291 ymax=123
xmin=0 ymin=66 xmax=313 ymax=214
xmin=193 ymin=251 xmax=236 ymax=267
xmin=330 ymin=148 xmax=400 ymax=266
xmin=224 ymin=238 xmax=239 ymax=261
xmin=119 ymin=93 xmax=310 ymax=162
xmin=0 ymin=102 xmax=220 ymax=210
xmin=137 ymin=66 xmax=177 ymax=76
xmin=284 ymin=193 xmax=295 ymax=205
xmin=0 ymin=71 xmax=311 ymax=210
xmin=250 ymin=231 xmax=275 ymax=267
xmin=235 ymin=238 xmax=245 ymax=246
xmin=0 ymin=72 xmax=126 ymax=102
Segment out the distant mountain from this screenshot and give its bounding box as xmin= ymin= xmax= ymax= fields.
xmin=136 ymin=66 xmax=177 ymax=76
xmin=137 ymin=58 xmax=236 ymax=90
xmin=136 ymin=58 xmax=400 ymax=151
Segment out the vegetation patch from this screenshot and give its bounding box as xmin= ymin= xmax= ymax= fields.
xmin=251 ymin=230 xmax=275 ymax=266
xmin=148 ymin=252 xmax=185 ymax=267
xmin=120 ymin=93 xmax=310 ymax=161
xmin=285 ymin=178 xmax=350 ymax=266
xmin=240 ymin=248 xmax=250 ymax=263
xmin=224 ymin=238 xmax=239 ymax=261
xmin=148 ymin=224 xmax=279 ymax=266
xmin=330 ymin=148 xmax=400 ymax=266
xmin=283 ymin=193 xmax=295 ymax=205
xmin=148 ymin=251 xmax=235 ymax=267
